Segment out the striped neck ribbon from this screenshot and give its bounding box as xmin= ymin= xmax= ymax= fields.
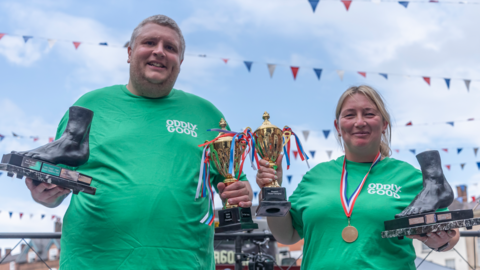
xmin=340 ymin=152 xmax=382 ymax=218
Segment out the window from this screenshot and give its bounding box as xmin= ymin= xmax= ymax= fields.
xmin=28 ymin=250 xmax=36 ymax=263
xmin=9 ymin=262 xmax=15 ymax=270
xmin=445 ymin=259 xmax=455 ymax=269
xmin=49 ymin=248 xmax=58 ymax=261
xmin=421 ymin=243 xmax=431 ymax=252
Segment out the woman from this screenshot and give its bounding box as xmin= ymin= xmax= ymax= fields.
xmin=256 ymin=85 xmax=459 ymax=269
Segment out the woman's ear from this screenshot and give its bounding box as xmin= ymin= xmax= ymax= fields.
xmin=334 ymin=119 xmax=341 ymax=136
xmin=382 ymin=120 xmax=388 ymax=134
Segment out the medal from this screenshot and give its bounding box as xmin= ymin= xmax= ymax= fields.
xmin=340 ymin=152 xmax=381 ymax=243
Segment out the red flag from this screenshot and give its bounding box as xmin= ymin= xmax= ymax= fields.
xmin=423 ymin=77 xmax=431 ymax=86
xmin=52 ymin=215 xmax=56 ymax=220
xmin=358 ymin=72 xmax=366 ymax=78
xmin=222 ymin=59 xmax=229 ymax=64
xmin=394 ymin=149 xmax=399 ymax=153
xmin=49 ymin=137 xmax=54 ymax=142
xmin=291 ymin=67 xmax=299 ymax=80
xmin=445 ymin=165 xmax=451 ymax=170
xmin=293 ymin=151 xmax=298 ymax=160
xmin=73 ymin=42 xmax=81 ymax=50
xmin=472 ymin=196 xmax=476 ymax=202
xmin=33 ymin=137 xmax=39 ymax=142
xmin=406 ymin=121 xmax=412 ymax=126
xmin=20 ymin=213 xmax=23 ymax=219
xmin=0 ymin=33 xmax=4 ymax=40
xmin=442 ymin=148 xmax=448 ymax=153
xmin=341 ymin=0 xmax=352 ymax=10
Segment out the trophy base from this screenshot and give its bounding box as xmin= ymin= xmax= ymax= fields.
xmin=256 ymin=201 xmax=291 ymax=217
xmin=215 ymin=207 xmax=258 ymax=233
xmin=1 ymin=153 xmax=96 ymax=195
xmin=382 ymin=210 xmax=475 ymax=239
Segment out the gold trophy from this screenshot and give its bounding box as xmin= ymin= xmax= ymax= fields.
xmin=211 ymin=119 xmax=258 ymax=233
xmin=254 ymin=112 xmax=292 ymax=217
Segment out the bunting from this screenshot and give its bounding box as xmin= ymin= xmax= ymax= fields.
xmin=475 ymin=148 xmax=479 ymax=157
xmin=254 ymin=191 xmax=258 ymax=199
xmin=0 ymin=33 xmax=4 ymax=40
xmin=398 ymin=1 xmax=409 ymax=7
xmin=267 ymin=64 xmax=276 ymax=78
xmin=445 ymin=78 xmax=451 ymax=89
xmin=446 ymin=165 xmax=451 ymax=170
xmin=293 ymin=151 xmax=299 ymax=160
xmin=358 ymin=71 xmax=366 ymax=78
xmin=423 ymin=77 xmax=431 ymax=86
xmin=244 ymin=61 xmax=253 ymax=72
xmin=341 ymin=0 xmax=352 ymax=11
xmin=323 ymin=130 xmax=331 ymax=139
xmin=379 ymin=73 xmax=388 ymax=80
xmin=446 ymin=122 xmax=454 ymax=127
xmin=309 ymin=0 xmax=320 ymax=12
xmin=442 ymin=148 xmax=448 ymax=153
xmin=461 ymin=163 xmax=466 ymax=170
xmin=222 ymin=59 xmax=229 ymax=64
xmin=0 ymin=211 xmax=60 ymax=220
xmin=310 ymin=150 xmax=316 ymax=158
xmin=409 ymin=149 xmax=416 ymax=154
xmin=314 ymin=68 xmax=322 ymax=80
xmin=23 ymin=36 xmax=32 ymax=43
xmin=287 ymin=175 xmax=293 ymax=184
xmin=99 ymin=42 xmax=108 ymax=46
xmin=326 ymin=150 xmax=333 ymax=159
xmin=73 ymin=42 xmax=81 ymax=50
xmin=465 ymin=80 xmax=471 ymax=92
xmin=302 ymin=130 xmax=310 ymax=141
xmin=337 ymin=70 xmax=344 ymax=81
xmin=47 ymin=39 xmax=56 ymax=49
xmin=458 ymin=148 xmax=463 ymax=154
xmin=291 ymin=66 xmax=300 ymax=80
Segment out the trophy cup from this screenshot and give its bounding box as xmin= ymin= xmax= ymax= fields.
xmin=254 ymin=112 xmax=309 ymax=217
xmin=0 ymin=106 xmax=96 ymax=195
xmin=197 ymin=119 xmax=258 ymax=233
xmin=382 ymin=150 xmax=479 ymax=240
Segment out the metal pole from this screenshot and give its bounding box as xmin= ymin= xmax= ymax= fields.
xmin=0 ymin=233 xmax=61 ymax=239
xmin=235 ymin=235 xmax=243 ymax=270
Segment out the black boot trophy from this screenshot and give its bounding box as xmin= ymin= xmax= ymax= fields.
xmin=0 ymin=106 xmax=96 ymax=195
xmin=382 ymin=150 xmax=479 ymax=240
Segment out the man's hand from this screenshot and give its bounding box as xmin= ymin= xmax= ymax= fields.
xmin=407 ymin=229 xmax=458 ymax=251
xmin=217 ymin=181 xmax=252 ymax=208
xmin=25 ymin=178 xmax=71 ymax=208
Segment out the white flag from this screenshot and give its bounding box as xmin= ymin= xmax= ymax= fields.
xmin=326 ymin=150 xmax=333 ymax=159
xmin=337 ymin=70 xmax=344 ymax=81
xmin=267 ymin=64 xmax=276 ymax=78
xmin=48 ymin=39 xmax=57 ymax=48
xmin=302 ymin=130 xmax=310 ymax=141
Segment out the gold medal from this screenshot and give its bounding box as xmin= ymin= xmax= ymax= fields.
xmin=342 ymin=225 xmax=358 ymax=243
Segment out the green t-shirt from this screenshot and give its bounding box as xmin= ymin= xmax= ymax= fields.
xmin=289 ymin=156 xmax=446 ymax=270
xmin=56 ymin=85 xmax=246 ymax=270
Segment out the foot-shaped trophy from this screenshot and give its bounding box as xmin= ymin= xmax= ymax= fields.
xmin=382 ymin=150 xmax=478 ymax=239
xmin=0 ymin=106 xmax=96 ymax=195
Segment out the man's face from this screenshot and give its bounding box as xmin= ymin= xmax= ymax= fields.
xmin=128 ymin=23 xmax=182 ymax=97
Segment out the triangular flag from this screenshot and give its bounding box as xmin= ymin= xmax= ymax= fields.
xmin=398 ymin=1 xmax=409 ymax=7
xmin=457 ymin=148 xmax=463 ymax=154
xmin=429 ymin=0 xmax=438 ymax=2
xmin=23 ymin=36 xmax=32 ymax=43
xmin=445 ymin=165 xmax=451 ymax=170
xmin=12 ymin=132 xmax=19 ymax=137
xmin=394 ymin=149 xmax=400 ymax=153
xmin=73 ymin=42 xmax=81 ymax=50
xmin=326 ymin=150 xmax=333 ymax=159
xmin=33 ymin=137 xmax=39 ymax=142
xmin=460 ymin=163 xmax=466 ymax=170
xmin=0 ymin=134 xmax=4 ymax=141
xmin=477 ymin=162 xmax=480 ymax=170
xmin=358 ymin=72 xmax=366 ymax=78
xmin=291 ymin=67 xmax=299 ymax=80
xmin=309 ymin=0 xmax=320 ymax=12
xmin=406 ymin=121 xmax=412 ymax=126
xmin=222 ymin=59 xmax=229 ymax=64
xmin=302 ymin=130 xmax=310 ymax=141
xmin=337 ymin=70 xmax=344 ymax=81
xmin=444 ymin=78 xmax=451 ymax=89
xmin=47 ymin=39 xmax=57 ymax=49
xmin=253 ymin=191 xmax=258 ymax=199
xmin=41 ymin=214 xmax=45 ymax=219
xmin=30 ymin=213 xmax=34 ymax=219
xmin=323 ymin=130 xmax=331 ymax=139
xmin=468 ymin=118 xmax=475 ymax=121
xmin=442 ymin=148 xmax=448 ymax=153
xmin=287 ymin=175 xmax=293 ymax=184
xmin=309 ymin=151 xmax=316 ymax=158
xmin=341 ymin=0 xmax=352 ymax=11
xmin=9 ymin=212 xmax=13 ymax=218
xmin=0 ymin=172 xmax=2 ymax=176
xmin=49 ymin=137 xmax=54 ymax=143
xmin=474 ymin=148 xmax=479 ymax=157
xmin=446 ymin=122 xmax=454 ymax=127
xmin=244 ymin=61 xmax=253 ymax=72
xmin=293 ymin=151 xmax=299 ymax=160
xmin=267 ymin=64 xmax=276 ymax=78
xmin=20 ymin=213 xmax=23 ymax=219
xmin=409 ymin=149 xmax=416 ymax=154
xmin=379 ymin=73 xmax=388 ymax=80
xmin=124 ymin=41 xmax=129 ymax=48
xmin=0 ymin=33 xmax=5 ymax=40
xmin=99 ymin=42 xmax=108 ymax=46
xmin=313 ymin=68 xmax=322 ymax=80
xmin=464 ymin=80 xmax=471 ymax=92
xmin=423 ymin=77 xmax=431 ymax=86
xmin=52 ymin=215 xmax=56 ymax=220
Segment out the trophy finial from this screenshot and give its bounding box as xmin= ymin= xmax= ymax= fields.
xmin=219 ymin=118 xmax=227 ymax=129
xmin=263 ymin=112 xmax=270 ymax=121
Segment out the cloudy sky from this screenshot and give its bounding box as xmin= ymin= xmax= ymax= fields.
xmin=1 ymin=0 xmax=479 ymax=253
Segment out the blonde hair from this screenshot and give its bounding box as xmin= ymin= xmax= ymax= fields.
xmin=335 ymin=85 xmax=392 ymax=157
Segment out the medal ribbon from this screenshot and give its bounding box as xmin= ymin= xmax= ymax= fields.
xmin=340 ymin=152 xmax=381 ymax=218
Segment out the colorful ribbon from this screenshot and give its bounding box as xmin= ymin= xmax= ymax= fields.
xmin=282 ymin=127 xmax=310 ymax=170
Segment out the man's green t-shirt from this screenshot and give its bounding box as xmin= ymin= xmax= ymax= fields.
xmin=56 ymin=85 xmax=246 ymax=270
xmin=289 ymin=156 xmax=446 ymax=270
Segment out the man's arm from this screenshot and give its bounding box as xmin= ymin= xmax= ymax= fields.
xmin=25 ymin=178 xmax=71 ymax=208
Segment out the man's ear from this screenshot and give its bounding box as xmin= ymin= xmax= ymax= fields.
xmin=127 ymin=46 xmax=132 ymax=63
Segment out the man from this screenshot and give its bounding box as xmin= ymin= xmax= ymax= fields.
xmin=25 ymin=15 xmax=253 ymax=269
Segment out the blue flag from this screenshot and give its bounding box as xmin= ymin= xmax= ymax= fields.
xmin=457 ymin=148 xmax=463 ymax=154
xmin=446 ymin=122 xmax=454 ymax=127
xmin=254 ymin=191 xmax=258 ymax=199
xmin=379 ymin=73 xmax=388 ymax=80
xmin=310 ymin=150 xmax=316 ymax=158
xmin=244 ymin=61 xmax=253 ymax=72
xmin=323 ymin=130 xmax=331 ymax=139
xmin=313 ymin=68 xmax=322 ymax=80
xmin=99 ymin=42 xmax=108 ymax=46
xmin=477 ymin=162 xmax=480 ymax=170
xmin=41 ymin=214 xmax=45 ymax=219
xmin=444 ymin=78 xmax=451 ymax=89
xmin=287 ymin=175 xmax=292 ymax=184
xmin=9 ymin=212 xmax=13 ymax=218
xmin=398 ymin=1 xmax=409 ymax=8
xmin=0 ymin=134 xmax=4 ymax=141
xmin=23 ymin=36 xmax=33 ymax=43
xmin=409 ymin=149 xmax=416 ymax=154
xmin=309 ymin=0 xmax=320 ymax=12
xmin=0 ymin=172 xmax=2 ymax=177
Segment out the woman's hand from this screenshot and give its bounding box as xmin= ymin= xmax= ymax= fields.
xmin=256 ymin=154 xmax=284 ymax=189
xmin=407 ymin=229 xmax=459 ymax=251
xmin=25 ymin=178 xmax=71 ymax=208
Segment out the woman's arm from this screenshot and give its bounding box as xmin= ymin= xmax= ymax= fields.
xmin=267 ymin=213 xmax=302 ymax=245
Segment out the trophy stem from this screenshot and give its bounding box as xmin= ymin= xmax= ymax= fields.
xmin=264 ymin=161 xmax=280 ymax=188
xmin=224 ymin=176 xmax=239 ymax=209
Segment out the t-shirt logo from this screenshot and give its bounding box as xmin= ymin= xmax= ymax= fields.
xmin=367 ymin=183 xmax=401 ymax=199
xmin=166 ymin=120 xmax=198 ymax=137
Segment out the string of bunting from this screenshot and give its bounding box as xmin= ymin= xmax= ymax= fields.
xmin=0 ymin=209 xmax=60 ymax=221
xmin=307 ymin=0 xmax=480 ymax=13
xmin=0 ymin=33 xmax=477 ymax=90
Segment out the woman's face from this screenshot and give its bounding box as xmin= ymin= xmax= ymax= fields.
xmin=335 ymin=93 xmax=388 ymax=154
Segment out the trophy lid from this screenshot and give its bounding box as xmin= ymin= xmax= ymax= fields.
xmin=215 ymin=118 xmax=234 ymax=143
xmin=255 ymin=112 xmax=280 ymax=133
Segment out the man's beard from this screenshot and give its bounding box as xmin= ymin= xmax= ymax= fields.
xmin=129 ymin=61 xmax=179 ymax=98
